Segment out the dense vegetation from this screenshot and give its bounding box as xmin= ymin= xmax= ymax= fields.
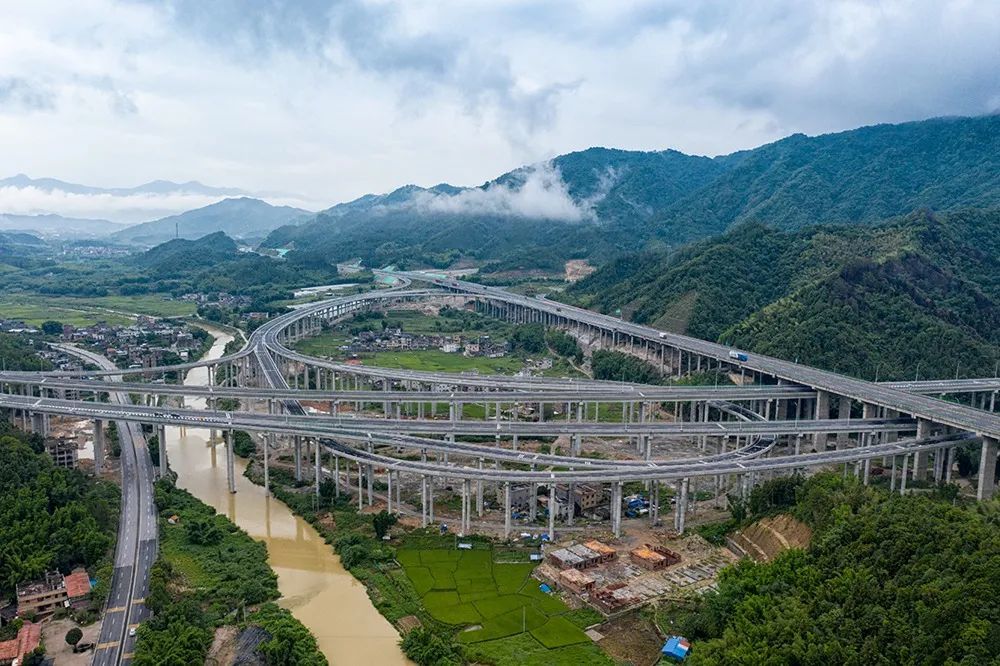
xmin=567 ymin=209 xmax=1000 ymax=380
xmin=0 ymin=423 xmax=119 ymax=598
xmin=591 ymin=350 xmax=662 ymax=384
xmin=0 ymin=334 xmax=53 ymax=371
xmin=134 ymin=480 xmax=325 ymax=665
xmin=676 ymin=474 xmax=1000 ymax=665
xmin=263 ymin=115 xmax=1000 ymax=271
xmin=0 ymin=231 xmax=344 ymax=305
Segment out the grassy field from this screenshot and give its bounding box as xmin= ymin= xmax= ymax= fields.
xmin=395 ymin=538 xmax=609 ymax=664
xmin=0 ymin=293 xmax=195 ymax=326
xmin=368 ymin=350 xmax=525 ymax=374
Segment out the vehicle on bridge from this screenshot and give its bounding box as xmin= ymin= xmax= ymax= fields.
xmin=729 ymin=350 xmax=749 ymax=362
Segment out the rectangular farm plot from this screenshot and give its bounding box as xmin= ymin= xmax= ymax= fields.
xmin=492 ymin=562 xmax=535 ymax=594
xmin=530 ymin=616 xmax=591 ymax=649
xmin=459 ymin=604 xmax=548 ymax=644
xmin=405 ymin=566 xmax=435 ymax=596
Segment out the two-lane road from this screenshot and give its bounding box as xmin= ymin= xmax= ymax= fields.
xmin=58 ymin=346 xmax=157 ymax=666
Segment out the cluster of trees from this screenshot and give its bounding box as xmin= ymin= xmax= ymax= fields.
xmin=0 ymin=334 xmax=52 ymax=372
xmin=135 ymin=480 xmax=290 ymax=665
xmin=591 ymin=350 xmax=662 ymax=384
xmin=510 ymin=323 xmax=546 ymax=354
xmin=400 ymin=627 xmax=463 ymax=666
xmin=251 ymin=603 xmax=328 ymax=665
xmin=0 ymin=425 xmax=119 ymax=597
xmin=680 ymin=474 xmax=1000 ymax=664
xmin=545 ymin=329 xmax=583 ymax=363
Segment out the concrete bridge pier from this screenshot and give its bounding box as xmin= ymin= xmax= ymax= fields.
xmin=421 ymin=476 xmax=429 ymax=527
xmin=813 ymin=390 xmax=830 ymax=448
xmin=611 ymin=482 xmax=623 ymax=538
xmin=674 ymin=478 xmax=689 ymax=534
xmin=357 ymin=462 xmax=364 ymax=510
xmin=263 ymin=433 xmax=271 ymax=496
xmin=157 ymin=425 xmax=167 ymax=477
xmin=224 ymin=430 xmax=236 ymax=494
xmin=333 ymin=452 xmax=340 ymax=496
xmin=912 ymin=419 xmax=931 ymax=480
xmin=314 ymin=442 xmax=321 ymax=498
xmin=977 ymin=437 xmax=998 ymax=500
xmin=293 ymin=436 xmax=302 ymax=482
xmin=503 ymin=482 xmax=511 ymax=540
xmin=547 ymin=484 xmax=556 ymax=540
xmin=93 ymin=419 xmax=105 ymax=473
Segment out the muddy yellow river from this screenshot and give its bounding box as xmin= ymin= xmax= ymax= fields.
xmin=165 ymin=327 xmax=409 ymax=664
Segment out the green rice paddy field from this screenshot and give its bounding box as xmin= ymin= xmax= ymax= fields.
xmin=395 ymin=541 xmax=611 ymax=664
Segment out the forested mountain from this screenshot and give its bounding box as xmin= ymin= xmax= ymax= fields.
xmin=563 ymin=209 xmax=1000 ymax=381
xmin=113 ymin=197 xmax=311 ymax=246
xmin=262 ymin=148 xmax=729 ymax=270
xmin=652 ymin=115 xmax=1000 ymax=246
xmin=263 ymin=115 xmax=1000 ymax=271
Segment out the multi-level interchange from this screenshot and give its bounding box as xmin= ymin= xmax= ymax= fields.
xmin=5 ymin=271 xmax=1000 ymax=546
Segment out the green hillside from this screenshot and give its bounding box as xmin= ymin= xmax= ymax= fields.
xmin=653 ymin=115 xmax=1000 ymax=245
xmin=564 ymin=209 xmax=1000 ymax=381
xmin=264 ymin=115 xmax=1000 ymax=272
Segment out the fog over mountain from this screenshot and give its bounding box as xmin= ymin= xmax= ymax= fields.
xmin=0 ymin=174 xmax=310 ymax=224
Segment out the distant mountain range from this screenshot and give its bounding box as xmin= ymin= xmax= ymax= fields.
xmin=263 ymin=114 xmax=1000 ymax=271
xmin=111 ymin=197 xmax=312 ymax=246
xmin=0 ymin=174 xmax=248 ymax=197
xmin=0 ymin=213 xmax=126 ymax=238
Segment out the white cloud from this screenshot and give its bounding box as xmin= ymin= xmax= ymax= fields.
xmin=0 ymin=0 xmax=995 ymax=221
xmin=412 ymin=162 xmax=593 ymax=222
xmin=0 ymin=186 xmax=226 ymax=223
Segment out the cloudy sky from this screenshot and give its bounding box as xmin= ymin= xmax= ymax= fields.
xmin=1 ymin=0 xmax=998 ymax=221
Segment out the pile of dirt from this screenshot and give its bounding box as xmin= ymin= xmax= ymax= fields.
xmin=597 ymin=612 xmax=664 ymax=666
xmin=729 ymin=514 xmax=811 ymax=562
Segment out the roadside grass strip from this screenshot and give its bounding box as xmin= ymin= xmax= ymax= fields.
xmin=530 ymin=616 xmax=591 ymax=649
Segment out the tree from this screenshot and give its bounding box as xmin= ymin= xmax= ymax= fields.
xmin=400 ymin=628 xmax=461 ymax=666
xmin=185 ymin=517 xmax=223 ymax=546
xmin=65 ymin=627 xmax=82 ymax=648
xmin=41 ymin=320 xmax=63 ymax=336
xmin=146 ymin=435 xmax=162 ymax=468
xmin=372 ymin=510 xmax=398 ymax=539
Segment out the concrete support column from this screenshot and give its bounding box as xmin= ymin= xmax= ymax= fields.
xmin=93 ymin=419 xmax=105 ymax=474
xmin=314 ymin=442 xmax=321 ymax=498
xmin=357 ymin=462 xmax=364 ymax=510
xmin=421 ymin=476 xmax=428 ymax=527
xmin=612 ymin=482 xmax=623 ymax=538
xmin=912 ymin=419 xmax=931 ymax=481
xmin=263 ymin=433 xmax=271 ymax=496
xmin=813 ymin=390 xmax=830 ymax=448
xmin=977 ymin=437 xmax=998 ymax=501
xmin=294 ymin=436 xmax=302 ymax=482
xmin=225 ymin=430 xmax=236 ymax=494
xmin=547 ymin=484 xmax=556 ymax=540
xmin=387 ymin=471 xmax=393 ymax=513
xmin=900 ymin=454 xmax=909 ymax=495
xmin=674 ymin=478 xmax=689 ymax=534
xmin=503 ymin=482 xmax=512 ymax=540
xmin=158 ymin=424 xmax=168 ymax=478
xmin=836 ymin=397 xmax=852 ymax=450
xmin=476 ymin=459 xmax=484 ymax=517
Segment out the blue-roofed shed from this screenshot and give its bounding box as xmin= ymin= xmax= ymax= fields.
xmin=662 ymin=636 xmax=691 ymax=662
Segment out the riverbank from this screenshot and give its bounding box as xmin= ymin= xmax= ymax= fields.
xmin=133 ymin=480 xmax=326 ymax=664
xmin=166 ymin=324 xmax=408 ymax=664
xmin=242 ymin=455 xmax=613 ymax=666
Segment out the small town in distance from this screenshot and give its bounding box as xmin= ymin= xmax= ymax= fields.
xmin=1 ymin=3 xmax=999 ymax=666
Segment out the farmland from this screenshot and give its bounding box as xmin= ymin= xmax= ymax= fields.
xmin=394 ymin=539 xmax=610 ymax=664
